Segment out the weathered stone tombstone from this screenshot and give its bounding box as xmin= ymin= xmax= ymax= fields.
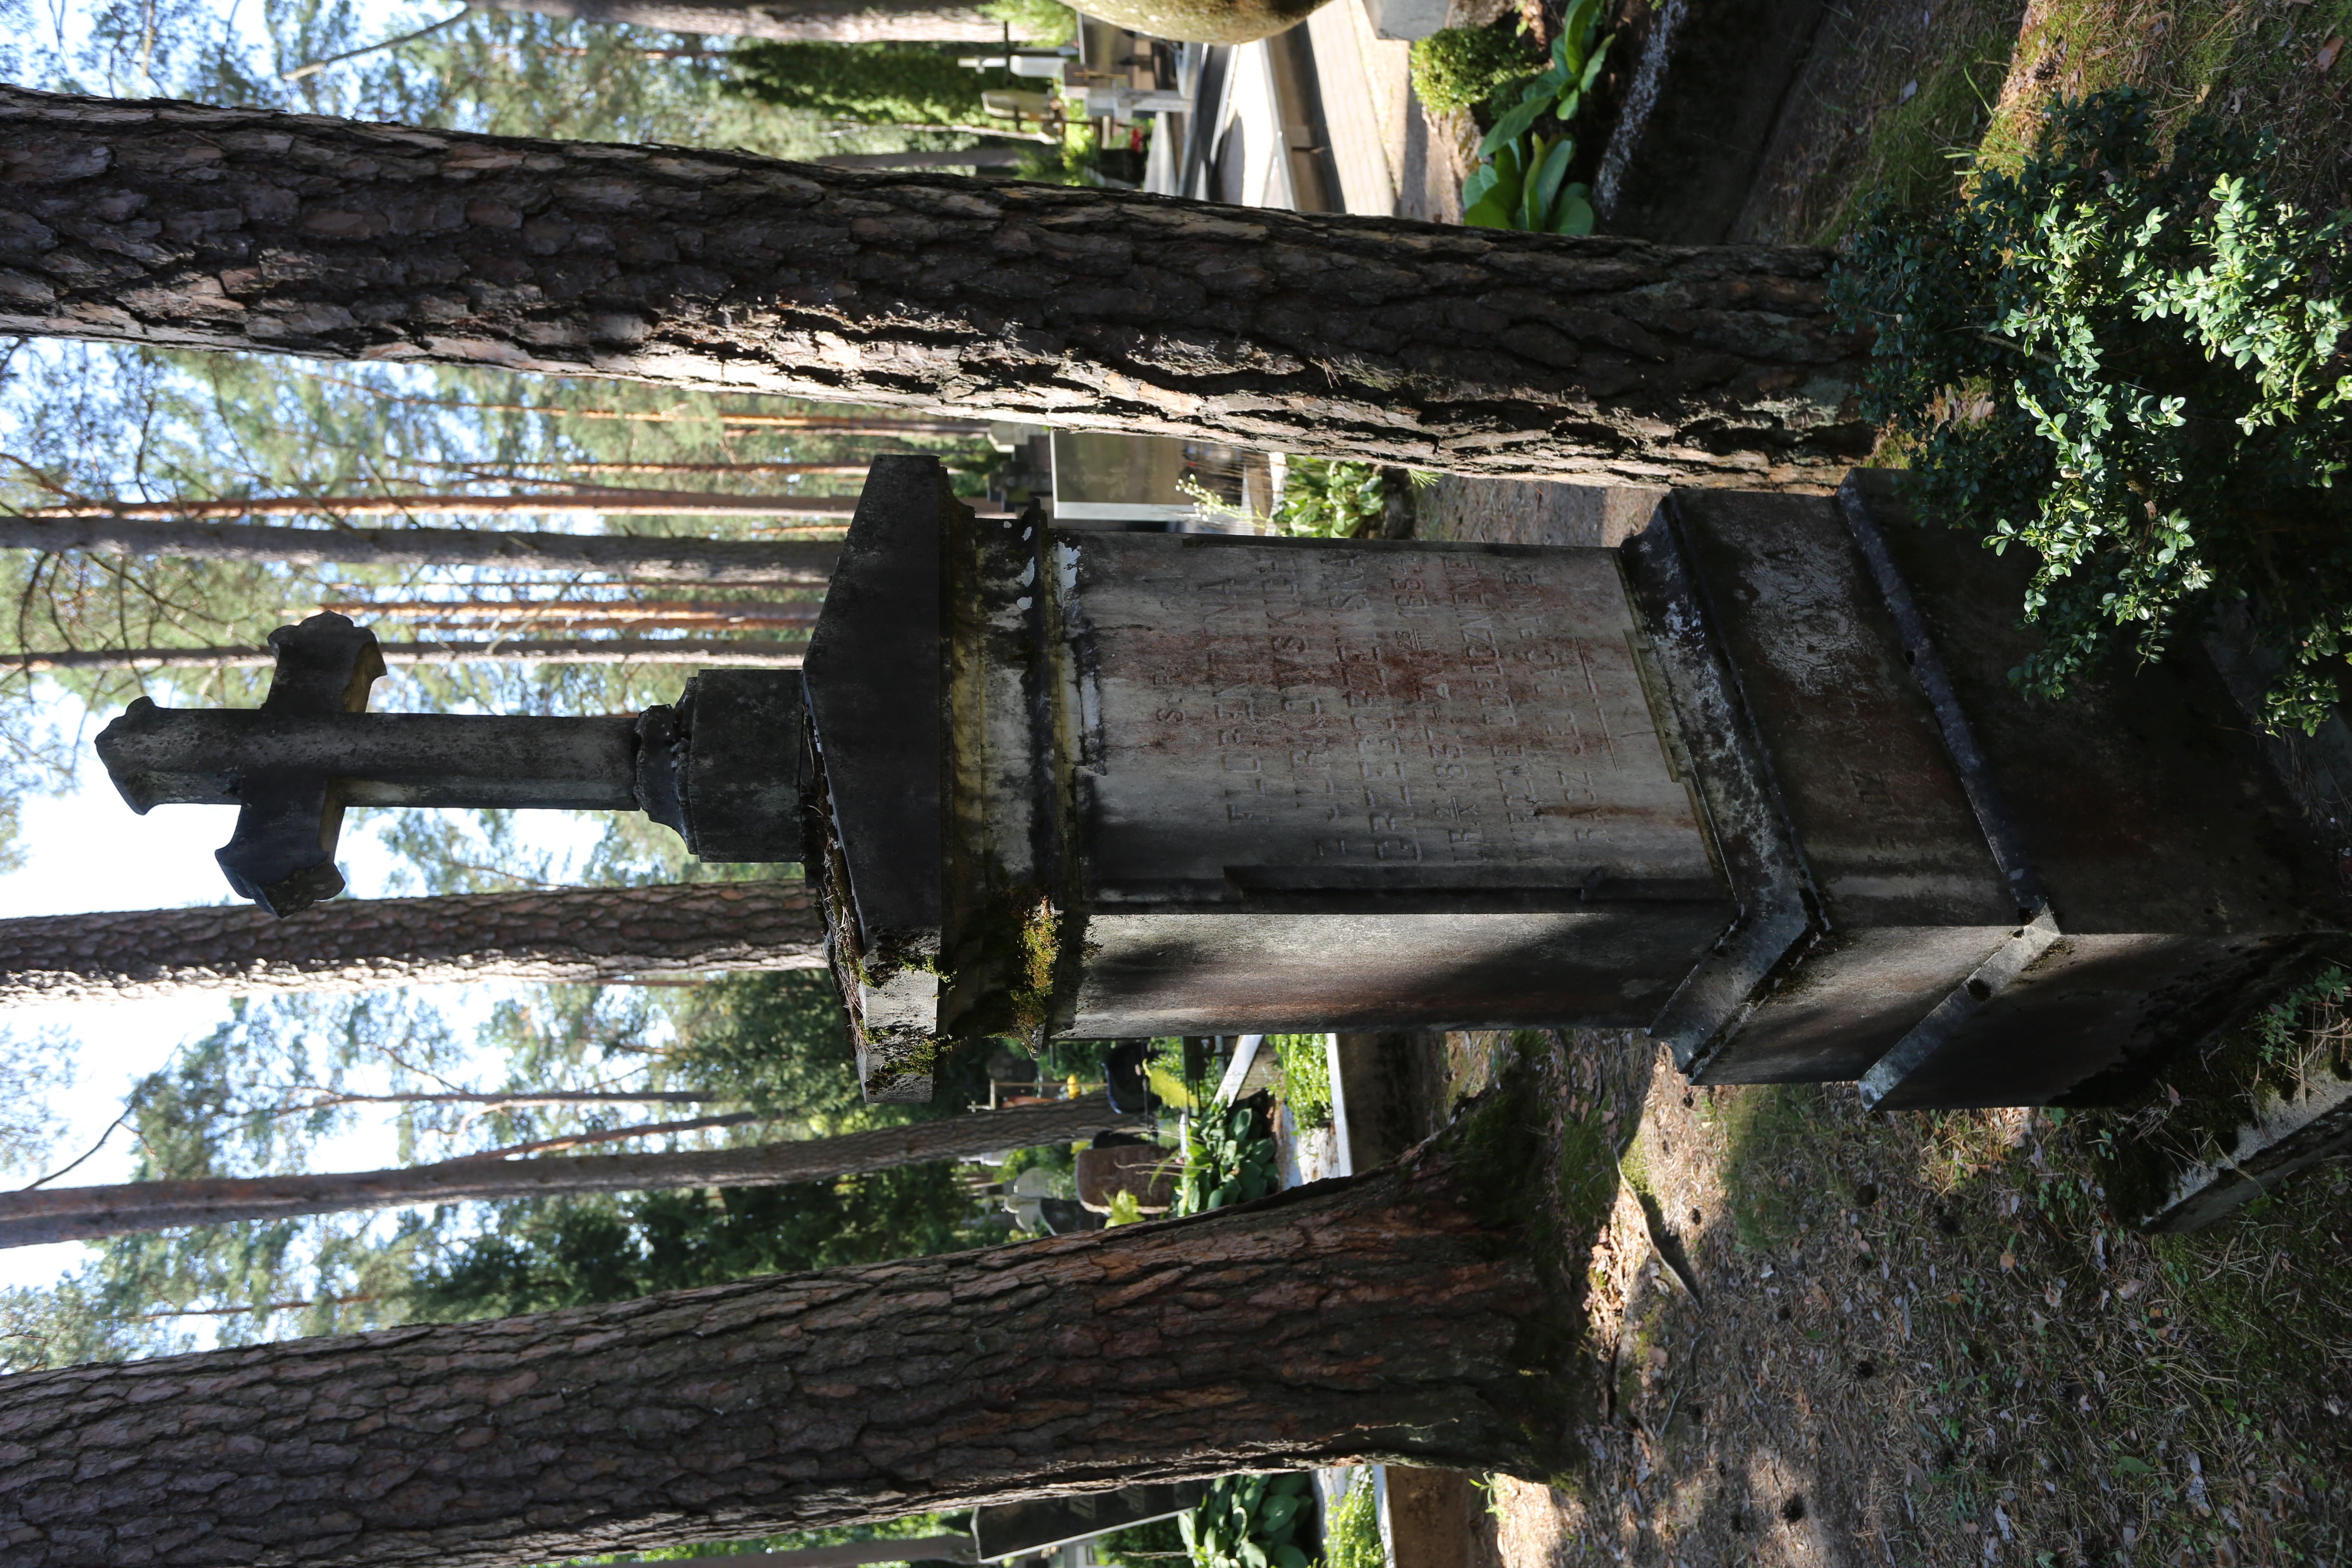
xmin=801 ymin=457 xmax=2349 ymax=1113
xmin=100 ymin=456 xmax=2352 ymax=1152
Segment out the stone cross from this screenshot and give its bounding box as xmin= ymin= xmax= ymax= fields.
xmin=97 ymin=612 xmax=806 ymax=916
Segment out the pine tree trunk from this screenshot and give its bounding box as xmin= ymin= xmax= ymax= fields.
xmin=309 ymin=596 xmax=821 ymax=629
xmin=405 ymin=407 xmax=994 ymax=434
xmin=486 ymin=0 xmax=1013 ymax=44
xmin=301 ymin=1090 xmax=725 ymax=1108
xmin=0 ymin=882 xmax=823 ymax=1006
xmin=0 ymin=87 xmax=1874 ymax=487
xmin=24 ymin=491 xmax=859 ymax=519
xmin=0 ymin=516 xmax=836 ymax=584
xmin=7 ymin=638 xmax=806 ymax=669
xmin=818 ymin=148 xmax=1031 ymax=169
xmin=459 ymin=460 xmax=873 ymax=473
xmin=0 ymin=1094 xmax=1151 ymax=1247
xmin=0 ymin=1100 xmax=1586 ymax=1568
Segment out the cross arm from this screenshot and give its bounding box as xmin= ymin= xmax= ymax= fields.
xmin=93 ymin=613 xmax=808 ymax=916
xmin=100 ymin=704 xmax=647 ymax=813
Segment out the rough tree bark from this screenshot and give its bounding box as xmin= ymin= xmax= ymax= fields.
xmin=0 ymin=882 xmax=823 ymax=1006
xmin=0 ymin=1094 xmax=1151 ymax=1247
xmin=24 ymin=490 xmax=858 ymax=519
xmin=816 ymin=149 xmax=1030 ymax=169
xmin=0 ymin=1094 xmax=1587 ymax=1568
xmin=7 ymin=639 xmax=806 ymax=670
xmin=0 ymin=87 xmax=1874 ymax=487
xmin=484 ymin=0 xmax=1013 ymax=44
xmin=292 ymin=1090 xmax=724 ymax=1108
xmin=0 ymin=515 xmax=836 ymax=583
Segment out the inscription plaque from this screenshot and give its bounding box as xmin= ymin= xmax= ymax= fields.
xmin=1062 ymin=534 xmax=1717 ymax=906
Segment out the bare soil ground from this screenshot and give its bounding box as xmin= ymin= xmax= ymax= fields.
xmin=1402 ymin=496 xmax=2352 ymax=1568
xmin=1426 ymin=1030 xmax=2352 ymax=1568
xmin=1733 ymin=0 xmax=2033 ymax=245
xmin=1730 ymin=0 xmax=2351 ymax=247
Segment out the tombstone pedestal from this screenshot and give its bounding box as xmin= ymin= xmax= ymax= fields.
xmin=807 ymin=459 xmax=2349 ymax=1109
xmin=808 ymin=460 xmax=1749 ymax=1099
xmin=1626 ymin=475 xmax=2347 ymax=1109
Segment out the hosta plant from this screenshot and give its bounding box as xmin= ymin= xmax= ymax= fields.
xmin=1180 ymin=1474 xmax=1318 ymax=1568
xmin=1462 ymin=128 xmax=1594 ymax=234
xmin=1460 ymin=0 xmax=1609 ymax=233
xmin=1477 ymin=0 xmax=1612 ymax=159
xmin=1173 ymin=1094 xmax=1278 ymax=1215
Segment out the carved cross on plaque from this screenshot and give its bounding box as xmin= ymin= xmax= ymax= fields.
xmin=96 ymin=612 xmax=807 ymax=916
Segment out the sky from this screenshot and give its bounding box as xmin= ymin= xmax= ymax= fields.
xmin=0 ymin=0 xmax=704 ymax=1302
xmin=1 ymin=782 xmax=253 ymax=1298
xmin=0 ymin=681 xmax=611 ymax=1294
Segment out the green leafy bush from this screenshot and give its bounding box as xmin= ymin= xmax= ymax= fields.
xmin=1097 ymin=1516 xmax=1188 ymax=1568
xmin=1266 ymin=1035 xmax=1332 ymax=1128
xmin=1174 ymin=1094 xmax=1279 ymax=1214
xmin=1273 ymin=458 xmax=1388 ymax=537
xmin=729 ymin=43 xmax=987 ymax=127
xmin=1182 ymin=457 xmax=1409 ymax=537
xmin=1831 ymin=89 xmax=2352 ymax=733
xmin=1180 ymin=1474 xmax=1317 ymax=1568
xmin=1321 ymin=1475 xmax=1382 ymax=1568
xmin=1408 ymin=24 xmax=1543 ymax=119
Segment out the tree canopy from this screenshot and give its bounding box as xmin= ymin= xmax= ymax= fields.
xmin=728 ymin=42 xmax=991 ymax=128
xmin=382 ymin=973 xmax=1007 ymax=1321
xmin=0 ymin=970 xmax=1020 ymax=1368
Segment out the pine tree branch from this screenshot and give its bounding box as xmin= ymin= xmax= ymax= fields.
xmin=1 ymin=639 xmax=806 ymax=671
xmin=281 ymin=8 xmax=477 ymax=82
